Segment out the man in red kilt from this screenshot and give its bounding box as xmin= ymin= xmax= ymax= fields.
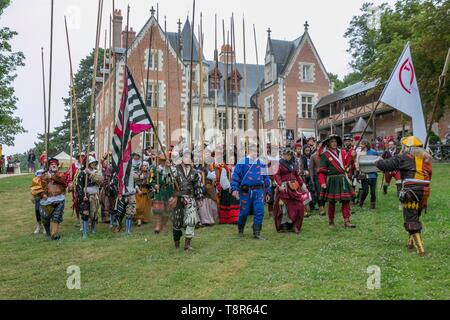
xmin=318 ymin=134 xmax=356 ymax=228
xmin=273 ymin=147 xmax=307 ymax=233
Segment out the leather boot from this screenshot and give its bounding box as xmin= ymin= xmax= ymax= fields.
xmin=359 ymin=200 xmax=364 ymax=208
xmin=42 ymin=220 xmax=51 ymax=237
xmin=383 ymin=185 xmax=388 ymax=195
xmin=253 ymin=224 xmax=267 ymax=240
xmin=238 ymin=224 xmax=245 ymax=237
xmin=174 ymin=240 xmax=180 ymax=249
xmin=50 ymin=222 xmax=61 ymax=240
xmin=184 ymin=238 xmax=193 ymax=251
xmin=412 ymin=233 xmax=426 ymax=256
xmin=406 ymin=235 xmax=415 ymax=251
xmin=344 ymin=219 xmax=356 ymax=228
xmin=154 ymin=215 xmax=162 ymax=234
xmin=370 ymin=202 xmax=376 ymax=210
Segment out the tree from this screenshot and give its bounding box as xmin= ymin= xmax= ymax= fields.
xmin=34 ymin=48 xmax=106 ymax=156
xmin=328 ymin=72 xmax=364 ymax=92
xmin=345 ymin=0 xmax=450 ymax=122
xmin=0 ymin=0 xmax=25 ymax=146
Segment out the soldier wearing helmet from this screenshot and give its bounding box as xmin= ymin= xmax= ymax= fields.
xmin=376 ymin=136 xmax=432 ymax=256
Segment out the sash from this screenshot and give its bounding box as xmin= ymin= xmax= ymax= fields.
xmin=326 ymin=149 xmax=353 ymax=186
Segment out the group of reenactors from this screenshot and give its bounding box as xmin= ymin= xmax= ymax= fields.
xmin=29 ymin=132 xmax=433 ymax=256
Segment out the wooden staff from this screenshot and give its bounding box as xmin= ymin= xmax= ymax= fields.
xmin=85 ymin=0 xmax=104 ymax=190
xmin=199 ymin=14 xmax=205 ymax=167
xmin=144 ymin=12 xmax=155 ymax=157
xmin=101 ymin=29 xmax=107 ymax=157
xmin=425 ymin=47 xmax=450 ymax=148
xmin=64 ymin=16 xmax=82 ymax=173
xmin=177 ymin=18 xmax=182 ymax=136
xmin=41 ymin=48 xmax=47 ymax=164
xmin=47 ymin=0 xmax=54 ymax=167
xmin=188 ymin=0 xmax=196 ymax=149
xmin=155 ymin=32 xmax=160 ymax=184
xmin=230 ymin=15 xmax=235 ymax=133
xmin=165 ymin=16 xmax=170 ymax=148
xmin=108 ymin=13 xmax=112 ymax=154
xmin=253 ymin=24 xmax=263 ymax=157
xmin=214 ymin=14 xmax=218 ymax=130
xmin=243 ymin=15 xmax=248 ymax=155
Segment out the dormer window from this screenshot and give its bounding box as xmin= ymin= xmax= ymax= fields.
xmin=209 ymin=67 xmax=222 ymax=92
xmin=227 ymin=68 xmax=242 ymax=94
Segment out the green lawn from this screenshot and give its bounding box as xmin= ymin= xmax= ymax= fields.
xmin=0 ymin=165 xmax=449 ymax=300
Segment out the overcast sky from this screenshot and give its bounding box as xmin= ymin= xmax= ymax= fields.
xmin=2 ymin=0 xmax=395 ymax=155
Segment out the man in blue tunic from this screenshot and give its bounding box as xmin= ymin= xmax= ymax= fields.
xmin=231 ymin=144 xmax=272 ymax=240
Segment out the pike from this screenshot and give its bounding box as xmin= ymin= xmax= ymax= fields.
xmin=165 ymin=15 xmax=170 ymax=147
xmin=101 ymin=28 xmax=107 ymax=156
xmin=425 ymin=47 xmax=450 ymax=148
xmin=64 ymin=16 xmax=82 ymax=168
xmin=85 ymin=0 xmax=104 ymax=192
xmin=243 ymin=14 xmax=248 ymax=155
xmin=46 ymin=0 xmax=54 ymax=169
xmin=230 ymin=14 xmax=235 ymax=133
xmin=222 ymin=19 xmax=228 ymax=162
xmin=253 ymin=24 xmax=264 ymax=157
xmin=40 ymin=47 xmax=47 ymax=166
xmin=199 ymin=13 xmax=205 ymax=167
xmin=188 ymin=0 xmax=196 ymax=149
xmin=214 ymin=14 xmax=218 ymax=130
xmin=144 ymin=7 xmax=155 ymax=159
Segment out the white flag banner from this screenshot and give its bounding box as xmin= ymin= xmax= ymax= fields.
xmin=379 ymin=42 xmax=427 ymax=143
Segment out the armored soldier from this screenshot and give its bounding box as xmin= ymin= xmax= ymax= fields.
xmin=31 ymin=158 xmax=69 ymax=240
xmin=75 ymin=156 xmax=104 ymax=238
xmin=376 ymin=136 xmax=432 ymax=256
xmin=170 ymin=147 xmax=204 ymax=251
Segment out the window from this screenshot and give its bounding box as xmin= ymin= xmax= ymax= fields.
xmin=265 ymin=96 xmax=273 ymax=122
xmin=300 ymin=63 xmax=314 ymax=82
xmin=218 ymin=112 xmax=226 ymax=130
xmin=238 ymin=113 xmax=247 ymax=130
xmin=145 ymin=82 xmax=160 ymax=108
xmin=209 ymin=75 xmax=220 ymax=91
xmin=300 ymin=95 xmax=314 ymax=119
xmin=265 ymin=63 xmax=272 ymax=84
xmin=145 ymin=49 xmax=159 ymax=70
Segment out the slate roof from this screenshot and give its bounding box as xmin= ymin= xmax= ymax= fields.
xmin=316 ymin=79 xmax=379 ymax=109
xmin=351 ymin=117 xmax=373 ymax=134
xmin=206 ymin=61 xmax=264 ymax=108
xmin=269 ymin=37 xmax=304 ymax=76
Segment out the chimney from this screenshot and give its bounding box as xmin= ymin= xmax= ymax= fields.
xmin=122 ymin=27 xmax=137 ymax=50
xmin=219 ymin=44 xmax=235 ymax=64
xmin=113 ymin=9 xmax=123 ymax=49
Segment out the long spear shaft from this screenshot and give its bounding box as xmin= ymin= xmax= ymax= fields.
xmin=243 ymin=15 xmax=248 ymax=155
xmin=165 ymin=16 xmax=170 ymax=148
xmin=214 ymin=14 xmax=218 ymax=130
xmin=101 ymin=29 xmax=107 ymax=156
xmin=425 ymin=47 xmax=450 ymax=148
xmin=41 ymin=48 xmax=47 ymax=164
xmin=85 ymin=0 xmax=104 ymax=191
xmin=143 ymin=16 xmax=154 ymax=159
xmin=47 ymin=0 xmax=54 ymax=167
xmin=64 ymin=17 xmax=82 ymax=164
xmin=253 ymin=24 xmax=263 ymax=157
xmin=188 ymin=0 xmax=196 ymax=149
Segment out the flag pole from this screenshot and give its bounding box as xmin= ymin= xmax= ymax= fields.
xmin=425 ymin=47 xmax=450 ymax=148
xmin=253 ymin=24 xmax=264 ymax=158
xmin=243 ymin=14 xmax=248 ymax=155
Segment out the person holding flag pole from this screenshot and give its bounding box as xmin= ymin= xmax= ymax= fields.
xmin=370 ymin=42 xmax=433 ymax=256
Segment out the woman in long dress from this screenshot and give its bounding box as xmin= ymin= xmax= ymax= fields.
xmin=273 ymin=147 xmax=307 ymax=233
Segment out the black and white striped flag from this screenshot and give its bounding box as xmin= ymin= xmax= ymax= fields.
xmin=112 ymin=67 xmax=154 ymax=196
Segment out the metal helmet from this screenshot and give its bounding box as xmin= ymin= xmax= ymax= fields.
xmin=401 ymin=136 xmax=423 ymax=148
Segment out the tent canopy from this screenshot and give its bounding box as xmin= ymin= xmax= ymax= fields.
xmin=54 ymin=152 xmax=71 ymax=160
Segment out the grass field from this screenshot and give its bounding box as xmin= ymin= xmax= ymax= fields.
xmin=0 ymin=164 xmax=449 ymax=300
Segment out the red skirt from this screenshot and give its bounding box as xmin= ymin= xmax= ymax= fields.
xmin=218 ymin=189 xmax=240 ymax=224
